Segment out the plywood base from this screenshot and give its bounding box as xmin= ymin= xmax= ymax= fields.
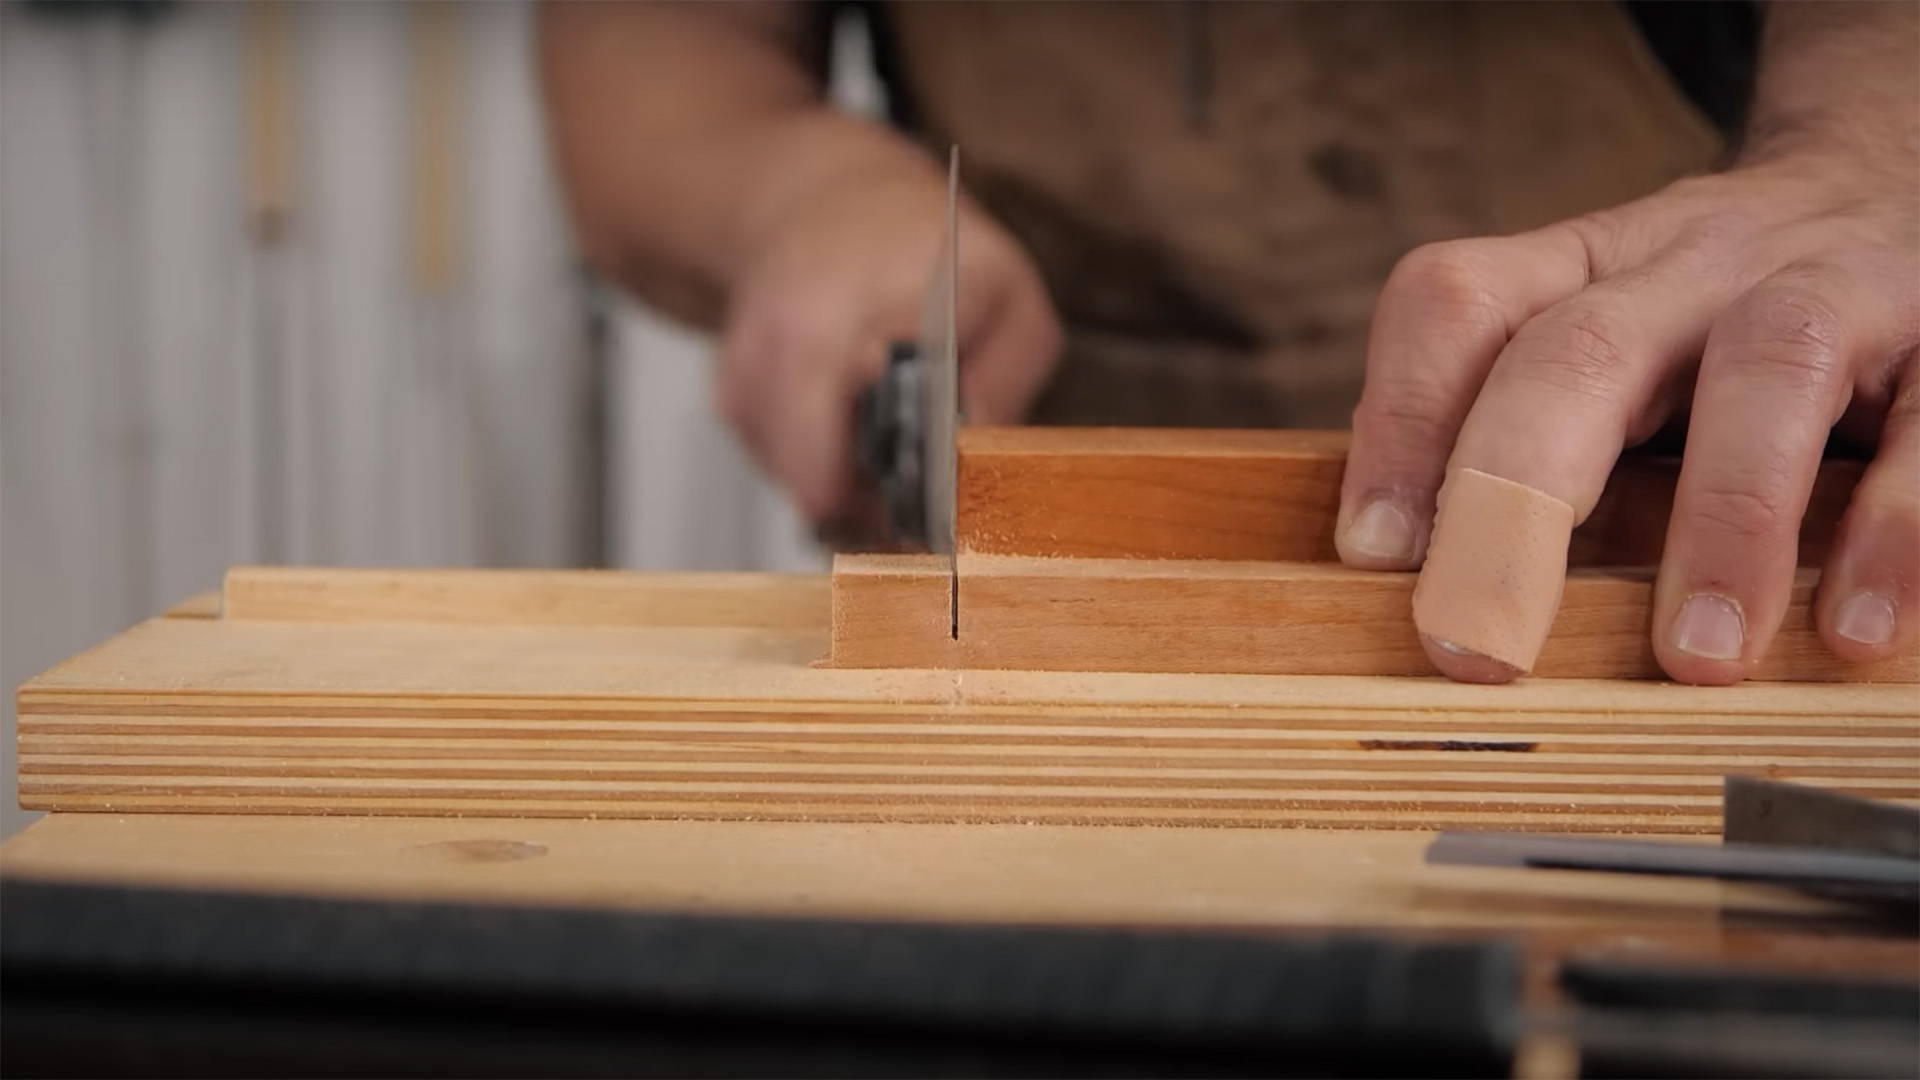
xmin=16 ymin=570 xmax=1919 ymax=831
xmin=830 ymin=555 xmax=1919 ymax=682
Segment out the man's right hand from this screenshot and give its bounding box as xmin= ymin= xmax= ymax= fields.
xmin=539 ymin=1 xmax=1062 ymax=536
xmin=719 ymin=156 xmax=1062 ymax=530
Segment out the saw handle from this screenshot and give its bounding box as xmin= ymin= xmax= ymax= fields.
xmin=851 ymin=341 xmax=928 ymax=547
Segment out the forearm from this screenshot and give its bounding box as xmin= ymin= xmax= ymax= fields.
xmin=537 ymin=1 xmax=940 ymax=327
xmin=1743 ymin=1 xmax=1919 ymax=171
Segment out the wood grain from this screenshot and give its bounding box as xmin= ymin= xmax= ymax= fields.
xmin=16 ymin=594 xmax=1917 ymax=830
xmin=957 ymin=427 xmax=1863 ymax=565
xmin=10 ymin=814 xmax=1915 ymax=991
xmin=831 ymin=554 xmax=1918 ymax=682
xmin=0 ymin=814 xmax=1859 ymax=932
xmin=224 ymin=566 xmax=829 ymax=629
xmin=960 ymin=428 xmax=1351 ymax=561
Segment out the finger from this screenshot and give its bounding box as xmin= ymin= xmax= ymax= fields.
xmin=1414 ymin=252 xmax=1742 ymax=682
xmin=959 ymin=253 xmax=1063 ymax=425
xmin=1654 ymin=264 xmax=1881 ymax=684
xmin=717 ymin=305 xmax=871 ymax=524
xmin=1338 ymin=229 xmax=1590 ymax=570
xmin=1818 ymin=354 xmax=1920 ymax=664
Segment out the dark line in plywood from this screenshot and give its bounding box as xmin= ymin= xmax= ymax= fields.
xmin=1361 ymin=739 xmax=1540 ymax=753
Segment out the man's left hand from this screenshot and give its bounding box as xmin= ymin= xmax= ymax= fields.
xmin=1337 ymin=7 xmax=1918 ymax=684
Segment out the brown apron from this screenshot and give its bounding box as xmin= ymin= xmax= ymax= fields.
xmin=882 ymin=1 xmax=1722 ymax=428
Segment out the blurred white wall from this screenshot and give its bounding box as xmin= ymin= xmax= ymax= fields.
xmin=607 ymin=294 xmax=822 ymax=573
xmin=0 ymin=0 xmax=854 ymax=838
xmin=604 ymin=6 xmax=884 ymax=574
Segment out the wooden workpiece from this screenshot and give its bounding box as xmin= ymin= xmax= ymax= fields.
xmin=15 ymin=568 xmax=1919 ymax=830
xmin=221 ymin=565 xmax=830 ymax=628
xmin=10 ymin=429 xmax=1915 ymax=832
xmin=12 ymin=432 xmax=1914 ymax=1048
xmin=840 ymin=428 xmax=1903 ymax=682
xmin=958 ymin=427 xmax=1862 ymax=565
xmin=830 ymin=554 xmax=1919 ymax=682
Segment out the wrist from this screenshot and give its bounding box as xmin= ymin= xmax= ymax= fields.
xmin=1736 ymin=3 xmax=1918 ymax=182
xmin=719 ymin=112 xmax=947 ymax=283
xmin=1729 ymin=123 xmax=1917 ymax=208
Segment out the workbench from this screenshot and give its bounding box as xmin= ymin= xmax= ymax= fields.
xmin=5 ymin=430 xmax=1916 ymax=1076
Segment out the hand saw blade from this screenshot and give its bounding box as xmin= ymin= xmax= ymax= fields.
xmin=918 ymin=146 xmax=960 ymax=638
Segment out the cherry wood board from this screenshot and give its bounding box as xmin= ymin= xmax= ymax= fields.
xmin=16 ymin=570 xmax=1919 ymax=831
xmin=830 ymin=554 xmax=1920 ymax=683
xmin=957 ymin=427 xmax=1862 ymax=565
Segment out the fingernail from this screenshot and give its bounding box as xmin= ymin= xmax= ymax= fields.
xmin=1835 ymin=590 xmax=1897 ymax=646
xmin=1672 ymin=593 xmax=1745 ymax=661
xmin=1343 ymin=500 xmax=1417 ymax=561
xmin=1421 ymin=634 xmax=1523 ymax=684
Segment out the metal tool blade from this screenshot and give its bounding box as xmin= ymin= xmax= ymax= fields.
xmin=1723 ymin=775 xmax=1920 ymax=860
xmin=918 ymin=146 xmax=960 ymax=638
xmin=1425 ymin=832 xmax=1920 ymax=906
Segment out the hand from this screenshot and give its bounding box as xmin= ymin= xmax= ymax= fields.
xmin=1338 ymin=143 xmax=1918 ymax=684
xmin=718 ymin=160 xmax=1062 ymax=532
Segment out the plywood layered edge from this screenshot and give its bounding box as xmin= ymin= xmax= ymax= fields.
xmin=16 ymin=606 xmax=1919 ymax=830
xmin=830 ymin=554 xmax=1919 ymax=683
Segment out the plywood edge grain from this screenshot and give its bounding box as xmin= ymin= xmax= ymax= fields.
xmin=957 ymin=427 xmax=1860 ymax=565
xmin=223 ymin=566 xmax=830 ymax=629
xmin=830 ymin=554 xmax=1918 ymax=683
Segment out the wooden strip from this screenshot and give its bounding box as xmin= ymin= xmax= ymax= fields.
xmin=959 ymin=428 xmax=1350 ymax=561
xmin=831 ymin=554 xmax=1919 ymax=682
xmin=958 ymin=427 xmax=1863 ymax=566
xmin=23 ymin=705 xmax=1916 ymax=735
xmin=24 ymin=741 xmax=1918 ymax=782
xmin=25 ymin=683 xmax=1920 ymax=719
xmin=22 ymin=738 xmax=1912 ymax=776
xmin=9 ymin=792 xmax=1724 ymax=833
xmin=222 ymin=566 xmax=830 ymax=628
xmin=19 ymin=716 xmax=1915 ymax=754
xmin=21 ymin=761 xmax=1915 ymax=803
xmin=15 ymin=773 xmax=1730 ymax=808
xmin=22 ymin=616 xmax=1920 ymax=715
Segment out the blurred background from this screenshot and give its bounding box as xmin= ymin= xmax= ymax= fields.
xmin=0 ymin=0 xmax=891 ymax=837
